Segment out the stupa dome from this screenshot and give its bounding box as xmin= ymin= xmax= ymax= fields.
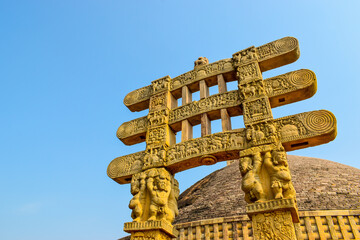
xmin=119 ymin=155 xmax=360 ymax=239
xmin=175 ymin=155 xmax=360 ymax=224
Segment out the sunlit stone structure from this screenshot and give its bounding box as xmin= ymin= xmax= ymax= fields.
xmin=108 ymin=37 xmax=338 ymax=240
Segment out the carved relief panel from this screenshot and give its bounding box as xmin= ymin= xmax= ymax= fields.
xmin=245 ymin=121 xmax=278 ymax=147
xmin=166 ymin=130 xmax=247 ymax=166
xmin=151 ymin=76 xmax=171 ymax=94
xmin=243 ymin=97 xmax=273 ymax=124
xmin=237 ymin=62 xmax=262 ymax=82
xmin=107 ymin=151 xmax=145 ymax=183
xmin=117 ymin=116 xmax=148 ymax=140
xmin=232 ymin=46 xmax=259 ymax=66
xmin=252 ymin=211 xmax=297 ymax=240
xmin=148 ymin=109 xmax=169 ymax=127
xmin=169 ymin=91 xmax=242 ymax=124
xmin=143 ymin=146 xmax=167 ymax=169
xmin=239 ymin=143 xmax=296 ymax=203
xmin=129 ymin=168 xmax=179 ymax=224
xmin=146 ymin=125 xmax=172 ymax=148
xmin=238 ymin=79 xmax=266 ymax=101
xmin=149 ymin=92 xmax=168 ymax=111
xmin=257 ymin=37 xmax=299 ymax=61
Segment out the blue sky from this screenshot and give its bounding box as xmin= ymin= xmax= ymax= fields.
xmin=1 ymin=1 xmax=359 ymax=239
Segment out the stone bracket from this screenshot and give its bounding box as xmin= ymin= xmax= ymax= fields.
xmin=124 ymin=220 xmax=179 ymax=238
xmin=246 ymin=198 xmax=299 ymax=223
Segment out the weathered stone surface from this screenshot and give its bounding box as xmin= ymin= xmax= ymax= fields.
xmin=110 ymin=37 xmax=338 ymax=240
xmin=117 ymin=69 xmax=317 ymax=144
xmin=124 ymin=220 xmax=178 ymax=238
xmin=174 ymin=155 xmax=360 ymax=224
xmin=128 ymin=168 xmax=179 ymax=223
xmin=108 ymin=110 xmax=336 ymax=184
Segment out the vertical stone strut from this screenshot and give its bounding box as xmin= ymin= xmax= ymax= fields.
xmin=125 ymin=76 xmax=179 ymax=240
xmin=217 ymin=74 xmax=232 ymax=132
xmin=181 ymin=86 xmax=192 ymax=141
xmin=195 ymin=56 xmax=212 ymax=137
xmin=234 ymin=47 xmax=299 ymax=239
xmin=200 ymin=80 xmax=211 ymax=136
xmin=218 ymin=74 xmax=234 ymax=166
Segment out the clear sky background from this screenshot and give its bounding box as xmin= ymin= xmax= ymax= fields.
xmin=1 ymin=1 xmax=359 ymax=240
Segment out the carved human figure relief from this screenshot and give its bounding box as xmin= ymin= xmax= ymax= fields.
xmin=166 ymin=178 xmax=179 ymax=223
xmin=129 ymin=172 xmax=147 ymax=222
xmin=239 ymin=153 xmax=265 ymax=203
xmin=129 ymin=168 xmax=179 ymax=224
xmin=246 ymin=125 xmax=265 ymax=145
xmin=233 ymin=46 xmax=258 ymax=65
xmin=263 ymin=148 xmax=296 ymax=200
xmin=147 ymin=168 xmax=172 ymax=221
xmin=239 ymin=143 xmax=296 ymax=202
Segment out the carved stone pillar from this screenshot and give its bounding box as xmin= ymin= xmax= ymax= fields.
xmin=234 ymin=47 xmax=300 ymax=239
xmin=124 ymin=167 xmax=179 ymax=240
xmin=124 ymin=76 xmax=179 ymax=240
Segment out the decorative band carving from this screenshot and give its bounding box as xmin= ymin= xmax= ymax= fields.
xmin=170 ymin=58 xmax=234 ymax=91
xmin=257 ymin=37 xmax=298 ymax=62
xmin=124 ymin=86 xmax=152 ymax=110
xmin=246 ymin=198 xmax=299 ymax=223
xmin=123 ymin=37 xmax=299 ymax=112
xmin=246 ymin=198 xmax=297 ymax=214
xmin=109 ymin=110 xmax=336 ymax=184
xmin=117 ymin=117 xmax=148 ymax=141
xmin=118 ymin=69 xmax=317 ymax=145
xmin=169 ymin=91 xmax=241 ymax=124
xmin=107 ymin=151 xmax=145 ymax=183
xmin=166 ymin=130 xmax=246 ymax=166
xmin=303 ymin=110 xmax=335 ymax=133
xmin=124 ymin=220 xmax=178 ymax=237
xmin=265 ymin=69 xmax=316 ymax=97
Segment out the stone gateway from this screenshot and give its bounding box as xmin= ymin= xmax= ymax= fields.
xmin=108 ymin=37 xmax=337 ymax=240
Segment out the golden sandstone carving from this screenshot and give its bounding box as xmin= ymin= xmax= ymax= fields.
xmin=118 ymin=69 xmax=317 ymax=144
xmin=194 ymin=57 xmax=209 ymax=68
xmin=108 ymin=37 xmax=337 ymax=240
xmin=108 ymin=110 xmax=336 ymax=183
xmin=239 ymin=144 xmax=296 ymax=203
xmin=129 ymin=168 xmax=179 ymax=223
xmin=252 ymin=211 xmax=297 ymax=240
